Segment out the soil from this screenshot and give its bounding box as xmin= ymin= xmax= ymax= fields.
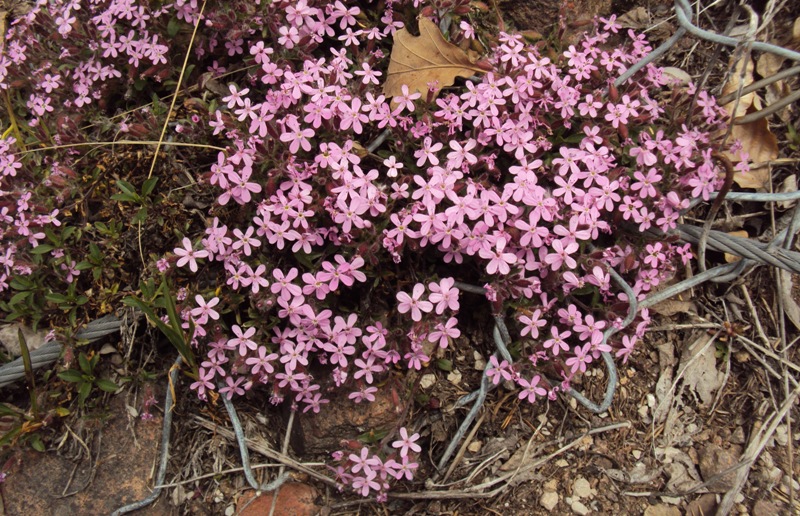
xmin=3 ymin=0 xmax=800 ymax=515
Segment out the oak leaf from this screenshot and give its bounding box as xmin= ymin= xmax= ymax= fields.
xmin=383 ymin=17 xmax=489 ymax=99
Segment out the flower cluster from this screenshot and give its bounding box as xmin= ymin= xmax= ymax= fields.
xmin=0 ymin=0 xmax=741 ymax=499
xmin=330 ymin=427 xmax=421 ymax=500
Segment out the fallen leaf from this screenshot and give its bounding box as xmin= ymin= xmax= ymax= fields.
xmin=794 ymin=17 xmax=800 ymax=41
xmin=617 ymin=7 xmax=651 ymax=30
xmin=679 ymin=333 xmax=724 ymax=407
xmin=724 ymin=230 xmax=749 ymax=263
xmin=728 ymin=116 xmax=777 ymax=189
xmin=721 ymin=56 xmax=778 ymax=190
xmin=383 ymin=17 xmax=489 ymax=99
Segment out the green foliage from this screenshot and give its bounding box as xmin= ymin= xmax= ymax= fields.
xmin=57 ymin=351 xmax=119 ymax=408
xmin=123 ymin=277 xmax=198 ymax=376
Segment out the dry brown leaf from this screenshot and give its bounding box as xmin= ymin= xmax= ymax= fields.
xmin=617 ymin=7 xmax=650 ymax=30
xmin=721 ymin=56 xmax=778 ymax=190
xmin=721 ymin=56 xmax=758 ymax=116
xmin=779 ymin=270 xmax=800 ymax=331
xmin=724 ymin=230 xmax=749 ymax=263
xmin=383 ymin=17 xmax=489 ymax=99
xmin=794 ymin=17 xmax=800 ymax=41
xmin=728 ymin=116 xmax=778 ymax=189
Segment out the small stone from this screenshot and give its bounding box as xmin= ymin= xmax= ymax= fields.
xmin=686 ymin=493 xmax=717 ymax=516
xmin=473 ymin=351 xmax=486 ymax=370
xmin=420 ymin=373 xmax=437 ymax=389
xmin=644 ymin=504 xmax=681 ymax=516
xmin=571 ymin=500 xmax=590 ymax=515
xmin=467 ymin=440 xmax=482 ymax=453
xmin=224 ymin=505 xmax=235 ymax=516
xmin=572 ymin=477 xmax=595 ymax=499
xmin=447 ymin=369 xmax=462 ymax=385
xmin=544 ymin=479 xmax=558 ymax=491
xmin=699 ymin=443 xmax=739 ymax=492
xmin=632 ymin=450 xmax=642 ymax=459
xmin=555 ymin=459 xmax=569 ymax=468
xmin=540 ymin=491 xmax=559 ymax=510
xmin=753 ymin=500 xmax=780 ymax=516
xmin=775 ymin=425 xmax=789 ymax=446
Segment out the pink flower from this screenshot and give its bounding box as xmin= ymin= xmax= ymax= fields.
xmin=517 ymin=375 xmax=547 ymax=403
xmin=392 ymin=427 xmax=421 ymax=457
xmin=396 ymin=284 xmax=434 ymax=321
xmin=190 ymin=295 xmax=220 ymax=325
xmin=174 ymin=237 xmax=208 ymax=273
xmin=428 ymin=317 xmax=461 ymax=349
xmin=228 ymin=325 xmax=258 ymax=356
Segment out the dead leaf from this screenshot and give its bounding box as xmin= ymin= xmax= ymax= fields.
xmin=722 ymin=56 xmax=758 ymax=116
xmin=728 ymin=116 xmax=777 ymax=190
xmin=679 ymin=333 xmax=724 ymax=407
xmin=794 ymin=17 xmax=800 ymax=41
xmin=383 ymin=17 xmax=489 ymax=99
xmin=721 ymin=56 xmax=778 ymax=190
xmin=617 ymin=7 xmax=651 ymax=30
xmin=724 ymin=230 xmax=749 ymax=263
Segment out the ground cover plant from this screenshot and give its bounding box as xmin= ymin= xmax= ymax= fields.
xmin=0 ymin=0 xmax=742 ymax=501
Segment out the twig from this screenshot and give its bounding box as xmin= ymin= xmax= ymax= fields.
xmin=192 ymin=416 xmax=338 ymax=488
xmin=716 ymin=382 xmax=800 ymax=515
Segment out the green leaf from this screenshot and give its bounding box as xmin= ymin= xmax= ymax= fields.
xmin=167 ymin=17 xmax=181 ymax=38
xmin=29 ymin=433 xmax=44 ymax=452
xmin=46 ymin=293 xmax=69 ymax=304
xmin=78 ymin=353 xmax=92 ymax=376
xmin=132 ymin=206 xmax=148 ymax=224
xmin=57 ymin=369 xmax=82 ymax=385
xmin=77 ymin=381 xmax=92 ymax=405
xmin=436 ymin=359 xmax=453 ymax=371
xmin=29 ymin=244 xmax=54 ymax=255
xmin=142 ymin=177 xmax=159 ymax=197
xmin=123 ymin=287 xmax=196 ymax=373
xmin=0 ymin=403 xmax=19 ymax=417
xmin=54 ymin=407 xmax=70 ymax=417
xmin=9 ymin=291 xmax=32 ymax=306
xmin=95 ymin=378 xmax=119 ymax=393
xmin=0 ymin=426 xmax=22 ymax=448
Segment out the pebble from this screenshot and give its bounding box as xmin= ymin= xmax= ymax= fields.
xmin=540 ymin=491 xmax=559 ymax=511
xmin=572 ymin=477 xmax=595 ymax=499
xmin=447 ymin=369 xmax=462 ymax=385
xmin=632 ymin=449 xmax=642 ymax=459
xmin=570 ymin=500 xmax=590 ymax=515
xmin=420 ymin=373 xmax=437 ymax=389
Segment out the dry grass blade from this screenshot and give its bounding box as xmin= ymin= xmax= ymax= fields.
xmin=383 ymin=17 xmax=489 ymax=98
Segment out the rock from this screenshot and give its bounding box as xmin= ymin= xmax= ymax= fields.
xmin=644 ymin=504 xmax=682 ymax=516
xmin=467 ymin=440 xmax=482 ymax=453
xmin=686 ymin=493 xmax=717 ymax=515
xmin=237 ymin=483 xmax=320 ymax=516
xmin=297 ymin=385 xmax=403 ymax=454
xmin=572 ymin=477 xmax=595 ymax=499
xmin=570 ymin=499 xmax=590 ymax=515
xmin=420 ymin=373 xmax=437 ymax=389
xmin=0 ymin=323 xmax=49 ymax=356
xmin=699 ymin=443 xmax=740 ymax=492
xmin=540 ymin=490 xmax=559 ymax=511
xmin=752 ymin=500 xmax=780 ymax=516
